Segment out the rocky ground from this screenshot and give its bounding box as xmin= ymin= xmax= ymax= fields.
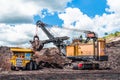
xmin=0 ymin=40 xmax=120 ymax=80
xmin=105 ymin=40 xmax=120 ymax=70
xmin=0 ymin=46 xmax=12 ymax=71
xmin=0 ymin=69 xmax=120 ymax=80
xmin=33 ymin=48 xmax=71 ymax=69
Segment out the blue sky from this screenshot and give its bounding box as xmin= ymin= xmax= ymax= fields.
xmin=67 ymin=0 xmax=109 ymax=17
xmin=34 ymin=0 xmax=110 ymax=26
xmin=0 ymin=0 xmax=120 ymax=47
xmin=34 ymin=12 xmax=63 ymax=26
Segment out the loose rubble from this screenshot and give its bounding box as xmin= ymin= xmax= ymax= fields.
xmin=105 ymin=40 xmax=120 ymax=70
xmin=0 ymin=46 xmax=12 ymax=71
xmin=33 ymin=48 xmax=71 ymax=69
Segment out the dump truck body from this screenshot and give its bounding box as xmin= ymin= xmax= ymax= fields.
xmin=10 ymin=47 xmax=33 ymax=70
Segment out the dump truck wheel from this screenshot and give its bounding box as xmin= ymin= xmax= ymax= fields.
xmin=11 ymin=66 xmax=16 ymax=70
xmin=26 ymin=61 xmax=38 ymax=70
xmin=26 ymin=63 xmax=30 ymax=70
xmin=29 ymin=61 xmax=33 ymax=70
xmin=26 ymin=61 xmax=33 ymax=70
xmin=33 ymin=61 xmax=38 ymax=70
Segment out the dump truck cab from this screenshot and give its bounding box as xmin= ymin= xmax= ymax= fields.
xmin=10 ymin=47 xmax=34 ymax=70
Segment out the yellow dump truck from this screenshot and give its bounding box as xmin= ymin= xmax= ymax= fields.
xmin=10 ymin=47 xmax=37 ymax=70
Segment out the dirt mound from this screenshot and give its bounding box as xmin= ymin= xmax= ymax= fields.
xmin=33 ymin=48 xmax=71 ymax=69
xmin=105 ymin=40 xmax=120 ymax=70
xmin=0 ymin=46 xmax=12 ymax=71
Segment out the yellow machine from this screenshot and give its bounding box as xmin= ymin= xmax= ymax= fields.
xmin=66 ymin=38 xmax=108 ymax=61
xmin=10 ymin=47 xmax=34 ymax=70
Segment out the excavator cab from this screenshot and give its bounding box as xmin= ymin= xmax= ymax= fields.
xmin=86 ymin=32 xmax=96 ymax=38
xmin=84 ymin=32 xmax=97 ymax=43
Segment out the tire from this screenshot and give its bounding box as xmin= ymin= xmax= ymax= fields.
xmin=29 ymin=61 xmax=33 ymax=70
xmin=33 ymin=61 xmax=38 ymax=70
xmin=11 ymin=66 xmax=16 ymax=70
xmin=26 ymin=61 xmax=38 ymax=70
xmin=22 ymin=66 xmax=26 ymax=70
xmin=26 ymin=61 xmax=33 ymax=70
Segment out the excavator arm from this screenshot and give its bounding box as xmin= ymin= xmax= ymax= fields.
xmin=30 ymin=35 xmax=54 ymax=51
xmin=61 ymin=27 xmax=98 ymax=43
xmin=35 ymin=20 xmax=69 ymax=55
xmin=36 ymin=20 xmax=54 ymax=39
xmin=31 ymin=20 xmax=97 ymax=55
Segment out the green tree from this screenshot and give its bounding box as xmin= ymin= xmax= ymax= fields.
xmin=114 ymin=31 xmax=119 ymax=36
xmin=104 ymin=32 xmax=108 ymax=36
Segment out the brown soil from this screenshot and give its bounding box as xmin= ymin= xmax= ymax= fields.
xmin=105 ymin=40 xmax=120 ymax=70
xmin=0 ymin=46 xmax=12 ymax=71
xmin=0 ymin=70 xmax=120 ymax=80
xmin=33 ymin=48 xmax=71 ymax=69
xmin=0 ymin=40 xmax=120 ymax=79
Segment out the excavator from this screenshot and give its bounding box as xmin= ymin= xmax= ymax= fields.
xmin=32 ymin=20 xmax=97 ymax=55
xmin=30 ymin=20 xmax=69 ymax=56
xmin=10 ymin=20 xmax=108 ymax=70
xmin=30 ymin=20 xmax=108 ymax=70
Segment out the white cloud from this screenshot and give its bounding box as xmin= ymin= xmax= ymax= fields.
xmin=106 ymin=0 xmax=120 ymax=13
xmin=0 ymin=0 xmax=71 ymax=24
xmin=0 ymin=0 xmax=120 ymax=47
xmin=0 ymin=23 xmax=70 ymax=47
xmin=58 ymin=0 xmax=120 ymax=37
xmin=0 ymin=24 xmax=49 ymax=47
xmin=59 ymin=8 xmax=93 ymax=30
xmin=0 ymin=0 xmax=72 ymax=47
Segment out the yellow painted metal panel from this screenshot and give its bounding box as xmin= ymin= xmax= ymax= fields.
xmin=98 ymin=39 xmax=106 ymax=56
xmin=76 ymin=44 xmax=94 ymax=56
xmin=66 ymin=46 xmax=74 ymax=56
xmin=10 ymin=47 xmax=33 ymax=52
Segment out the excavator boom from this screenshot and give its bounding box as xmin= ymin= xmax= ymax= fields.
xmin=36 ymin=20 xmax=54 ymax=39
xmin=35 ymin=20 xmax=69 ymax=55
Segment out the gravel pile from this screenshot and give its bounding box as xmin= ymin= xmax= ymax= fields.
xmin=33 ymin=48 xmax=71 ymax=69
xmin=0 ymin=46 xmax=12 ymax=71
xmin=105 ymin=40 xmax=120 ymax=70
